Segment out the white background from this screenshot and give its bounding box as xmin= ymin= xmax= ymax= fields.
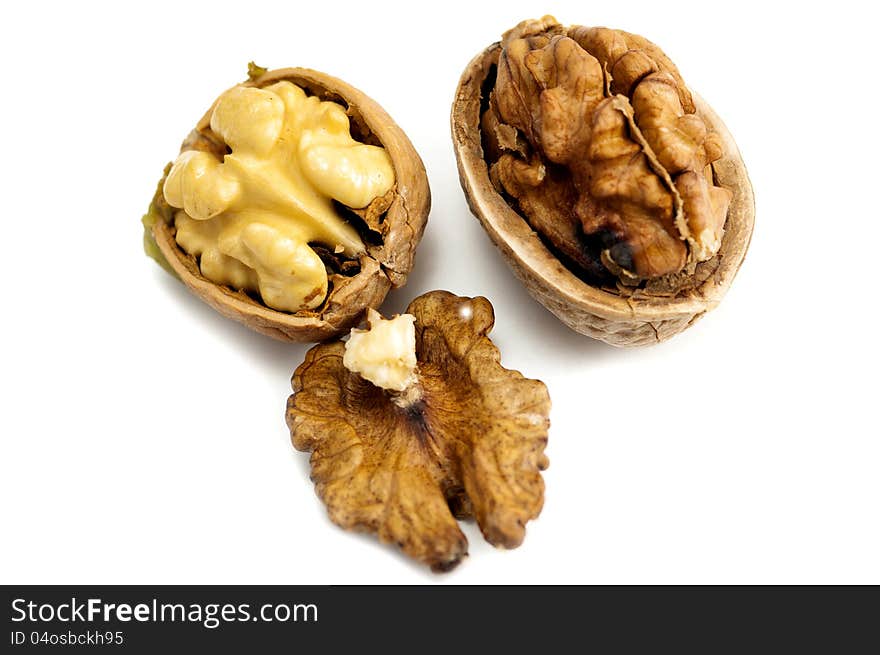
xmin=1 ymin=0 xmax=877 ymax=584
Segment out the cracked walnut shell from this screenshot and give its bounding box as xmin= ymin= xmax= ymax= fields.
xmin=286 ymin=291 xmax=550 ymax=572
xmin=451 ymin=18 xmax=754 ymax=346
xmin=143 ymin=65 xmax=430 ymax=342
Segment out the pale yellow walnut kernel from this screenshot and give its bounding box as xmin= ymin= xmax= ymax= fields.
xmin=343 ymin=309 xmax=417 ymax=392
xmin=162 ymin=81 xmax=396 ymax=313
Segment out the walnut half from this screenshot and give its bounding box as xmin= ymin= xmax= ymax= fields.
xmin=286 ymin=291 xmax=550 ymax=571
xmin=452 ymin=17 xmax=754 ymax=346
xmin=143 ymin=64 xmax=430 ymax=342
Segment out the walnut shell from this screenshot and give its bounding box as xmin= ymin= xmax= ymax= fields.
xmin=146 ymin=67 xmax=430 ymax=342
xmin=451 ymin=39 xmax=754 ymax=347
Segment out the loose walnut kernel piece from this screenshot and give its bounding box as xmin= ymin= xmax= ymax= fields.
xmin=286 ymin=291 xmax=550 ymax=572
xmin=343 ymin=308 xmax=417 ymax=393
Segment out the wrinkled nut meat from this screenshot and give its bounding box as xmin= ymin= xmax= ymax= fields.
xmin=143 ymin=63 xmax=430 ymax=341
xmin=452 ymin=17 xmax=754 ymax=346
xmin=286 ymin=291 xmax=550 ymax=572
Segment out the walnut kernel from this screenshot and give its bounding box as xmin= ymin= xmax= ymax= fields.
xmin=143 ymin=65 xmax=430 ymax=342
xmin=286 ymin=291 xmax=550 ymax=571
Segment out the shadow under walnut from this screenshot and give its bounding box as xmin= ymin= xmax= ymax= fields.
xmin=451 ymin=43 xmax=754 ymax=347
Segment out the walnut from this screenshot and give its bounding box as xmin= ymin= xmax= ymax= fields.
xmin=452 ymin=17 xmax=754 ymax=346
xmin=142 ymin=64 xmax=430 ymax=342
xmin=286 ymin=291 xmax=550 ymax=571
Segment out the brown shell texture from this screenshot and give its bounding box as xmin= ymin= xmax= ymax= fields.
xmin=451 ymin=17 xmax=754 ymax=347
xmin=149 ymin=67 xmax=431 ymax=342
xmin=286 ymin=291 xmax=551 ymax=572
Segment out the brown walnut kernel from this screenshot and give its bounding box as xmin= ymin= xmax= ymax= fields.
xmin=286 ymin=291 xmax=550 ymax=572
xmin=485 ymin=17 xmax=732 ymax=282
xmin=452 ymin=16 xmax=754 ymax=346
